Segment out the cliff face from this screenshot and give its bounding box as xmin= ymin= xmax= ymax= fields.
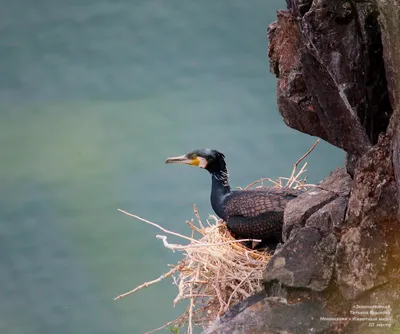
xmin=207 ymin=1 xmax=400 ymax=333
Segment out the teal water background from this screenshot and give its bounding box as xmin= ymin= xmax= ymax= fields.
xmin=0 ymin=1 xmax=344 ymax=333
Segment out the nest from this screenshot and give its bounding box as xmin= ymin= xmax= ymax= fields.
xmin=114 ymin=140 xmax=319 ymax=334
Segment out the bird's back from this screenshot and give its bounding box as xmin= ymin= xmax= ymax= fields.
xmin=223 ymin=187 xmax=302 ymax=240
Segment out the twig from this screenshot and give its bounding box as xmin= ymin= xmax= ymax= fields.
xmin=188 ymin=265 xmax=200 ymax=334
xmin=144 ymin=313 xmax=187 ymax=334
xmin=226 ymin=283 xmax=251 ymax=299
xmin=118 ymin=209 xmax=197 ymax=243
xmin=113 ymin=265 xmax=181 ymax=300
xmin=156 ymin=235 xmax=261 ymax=251
xmin=193 ymin=204 xmax=204 ymax=229
xmin=288 ymin=162 xmax=308 ymax=187
xmin=180 ymin=294 xmax=210 ymax=299
xmin=205 ymin=216 xmax=218 ymax=227
xmin=286 ymin=139 xmax=319 ymax=186
xmin=185 ymin=220 xmax=205 ymax=235
xmin=244 ymin=177 xmax=280 ymax=190
xmin=225 ymin=268 xmax=256 ymax=313
xmin=173 ymin=275 xmax=186 ymax=305
xmin=213 ymin=270 xmax=226 ymax=316
xmin=295 ymin=139 xmax=320 ymax=166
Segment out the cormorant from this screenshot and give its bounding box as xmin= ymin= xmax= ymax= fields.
xmin=165 ymin=149 xmax=301 ymax=243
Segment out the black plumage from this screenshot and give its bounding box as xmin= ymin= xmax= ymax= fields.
xmin=165 ymin=149 xmax=301 ymax=242
xmin=223 ymin=187 xmax=299 ymax=239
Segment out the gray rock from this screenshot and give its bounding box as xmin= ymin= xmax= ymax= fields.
xmin=346 ymin=135 xmax=398 ymax=226
xmin=335 ymin=220 xmax=389 ymax=300
xmin=265 ymin=227 xmax=337 ymax=291
xmin=306 ymin=197 xmax=348 ymax=236
xmin=377 ymin=0 xmax=400 ymax=110
xmin=283 ymin=168 xmax=351 ymax=241
xmin=394 ymin=133 xmax=400 ymax=220
xmin=283 ymin=187 xmax=336 ymax=241
xmin=205 ymin=295 xmax=331 ymax=334
xmin=316 ymin=168 xmax=352 ymax=197
xmin=268 ymin=11 xmax=330 ymax=145
xmin=268 ymin=0 xmax=392 ymax=155
xmin=348 ymin=281 xmax=400 ymax=333
xmin=265 ymin=168 xmax=350 ymax=292
xmin=335 ymin=135 xmax=398 ymax=301
xmin=378 ymin=1 xmax=400 ymax=218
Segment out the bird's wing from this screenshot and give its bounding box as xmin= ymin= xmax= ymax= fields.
xmin=226 ymin=212 xmax=284 ymax=239
xmin=224 ymin=187 xmax=300 ymax=218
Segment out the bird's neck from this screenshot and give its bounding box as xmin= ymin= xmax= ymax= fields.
xmin=210 ymin=169 xmax=231 ymax=220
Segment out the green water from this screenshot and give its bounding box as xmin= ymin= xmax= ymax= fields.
xmin=0 ymin=1 xmax=344 ymax=333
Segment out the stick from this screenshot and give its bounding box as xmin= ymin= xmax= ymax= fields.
xmin=179 ymin=294 xmax=210 ymax=299
xmin=287 ymin=162 xmax=306 ymax=188
xmin=186 ymin=220 xmax=205 ymax=235
xmin=188 ymin=265 xmax=200 ymax=334
xmin=287 ymin=139 xmax=319 ymax=185
xmin=144 ymin=313 xmax=187 ymax=334
xmin=244 ymin=177 xmax=280 ymax=190
xmin=205 ymin=215 xmax=219 ymax=227
xmin=114 ymin=264 xmax=181 ymax=300
xmin=225 ymin=268 xmax=256 ymax=312
xmin=288 ymin=162 xmax=308 ymax=187
xmin=156 ymin=235 xmax=262 ymax=251
xmin=213 ymin=268 xmax=227 ymax=316
xmin=118 ymin=209 xmax=197 ymax=243
xmin=193 ymin=204 xmax=204 ymax=229
xmin=295 ymin=139 xmax=320 ymax=166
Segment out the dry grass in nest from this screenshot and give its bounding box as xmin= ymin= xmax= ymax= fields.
xmin=114 ymin=140 xmax=319 ymax=334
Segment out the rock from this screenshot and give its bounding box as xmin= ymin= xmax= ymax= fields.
xmin=394 ymin=135 xmax=400 ymax=220
xmin=265 ymin=168 xmax=351 ymax=292
xmin=265 ymin=0 xmax=400 ymax=328
xmin=347 ymin=281 xmax=400 ymax=333
xmin=336 ymin=135 xmax=399 ymax=300
xmin=335 ymin=220 xmax=389 ymax=300
xmin=346 ymin=134 xmax=398 ymax=226
xmin=286 ymin=0 xmax=312 ymax=17
xmin=340 ymin=141 xmax=397 ymax=301
xmin=282 ymin=187 xmax=337 ymax=241
xmin=316 ymin=168 xmax=352 ymax=197
xmin=377 ymin=0 xmax=400 ymax=217
xmin=265 ymin=197 xmax=347 ymax=292
xmin=265 ymin=227 xmax=337 ymax=291
xmin=306 ymin=197 xmax=348 ymax=236
xmin=345 ymin=153 xmax=358 ymax=177
xmin=268 ymin=0 xmax=392 ymax=155
xmin=283 ymin=167 xmax=351 ymax=240
xmin=205 ymin=295 xmax=331 ymax=334
xmin=268 ymin=11 xmax=329 ymax=146
xmin=377 ymin=0 xmax=400 ymax=110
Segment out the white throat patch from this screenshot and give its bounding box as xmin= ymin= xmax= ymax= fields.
xmin=197 ymin=156 xmax=208 ymax=168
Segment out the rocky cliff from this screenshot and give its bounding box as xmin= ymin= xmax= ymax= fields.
xmin=207 ymin=1 xmax=400 ymax=333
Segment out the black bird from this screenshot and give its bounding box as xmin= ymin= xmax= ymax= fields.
xmin=165 ymin=149 xmax=301 ymax=243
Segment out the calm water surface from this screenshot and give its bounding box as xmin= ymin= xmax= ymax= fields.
xmin=0 ymin=1 xmax=344 ymax=333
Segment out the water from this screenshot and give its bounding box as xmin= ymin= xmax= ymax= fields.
xmin=0 ymin=1 xmax=344 ymax=333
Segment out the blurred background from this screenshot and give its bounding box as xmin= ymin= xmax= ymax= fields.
xmin=0 ymin=1 xmax=344 ymax=333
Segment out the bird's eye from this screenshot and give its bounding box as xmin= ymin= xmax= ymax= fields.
xmin=191 ymin=154 xmax=197 ymax=159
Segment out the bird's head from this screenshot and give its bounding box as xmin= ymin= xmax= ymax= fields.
xmin=165 ymin=148 xmax=226 ymax=173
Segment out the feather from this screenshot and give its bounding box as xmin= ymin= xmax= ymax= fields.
xmin=224 ymin=187 xmax=302 ymax=239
